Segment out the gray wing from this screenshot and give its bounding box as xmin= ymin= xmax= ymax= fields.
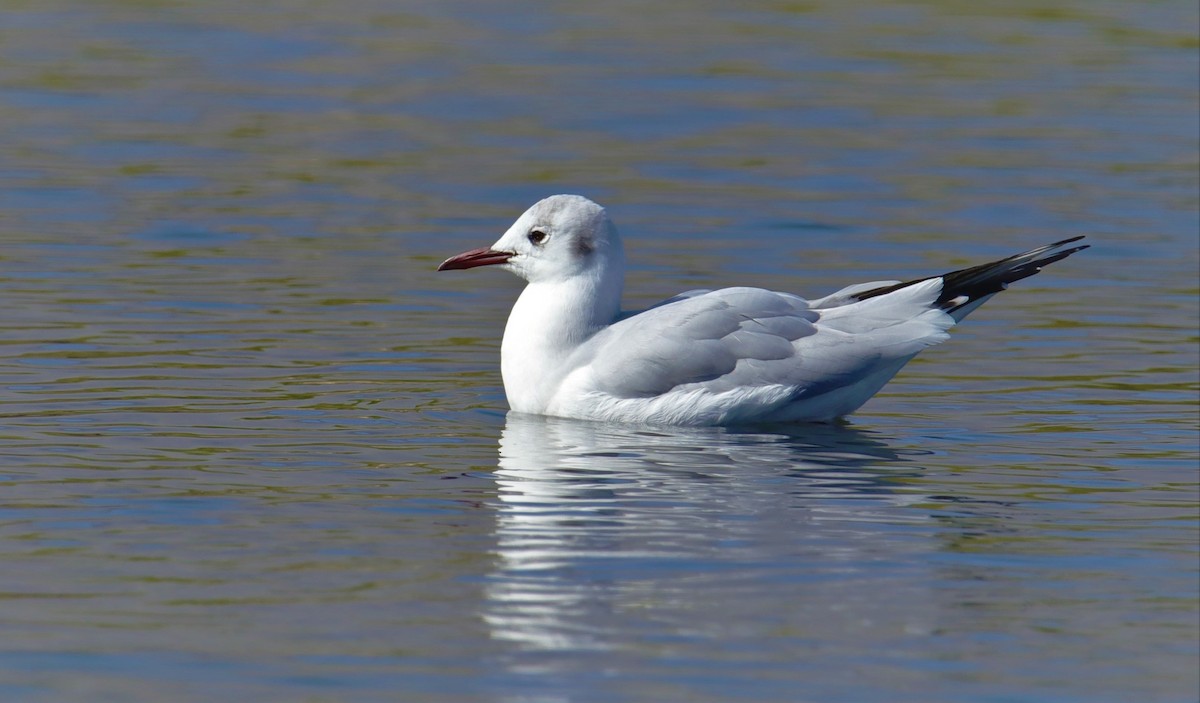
xmin=572 ymin=284 xmax=950 ymax=400
xmin=806 ymin=280 xmax=901 ymax=308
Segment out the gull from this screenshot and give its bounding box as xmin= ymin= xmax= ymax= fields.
xmin=438 ymin=195 xmax=1088 ymax=426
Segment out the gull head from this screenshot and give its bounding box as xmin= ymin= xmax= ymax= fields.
xmin=438 ymin=194 xmax=624 ymax=285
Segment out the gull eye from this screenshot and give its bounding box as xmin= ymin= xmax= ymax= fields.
xmin=528 ymin=229 xmax=548 ymax=246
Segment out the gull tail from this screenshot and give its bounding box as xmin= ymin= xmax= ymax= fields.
xmin=851 ymin=236 xmax=1090 ymax=320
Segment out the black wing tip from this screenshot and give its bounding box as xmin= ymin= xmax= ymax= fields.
xmin=1043 ymin=237 xmax=1090 ymax=259
xmin=851 ymin=236 xmax=1091 ymax=305
xmin=935 ymin=236 xmax=1091 ymax=310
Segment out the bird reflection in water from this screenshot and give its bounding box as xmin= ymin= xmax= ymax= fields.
xmin=483 ymin=413 xmax=931 ymax=655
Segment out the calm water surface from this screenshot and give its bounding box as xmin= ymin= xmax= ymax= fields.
xmin=1 ymin=1 xmax=1197 ymax=702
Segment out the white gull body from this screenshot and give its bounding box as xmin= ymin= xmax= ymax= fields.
xmin=438 ymin=195 xmax=1087 ymax=426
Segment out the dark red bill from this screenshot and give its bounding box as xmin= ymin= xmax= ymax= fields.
xmin=437 ymin=247 xmax=515 ymax=271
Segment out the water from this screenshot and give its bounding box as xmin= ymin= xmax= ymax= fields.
xmin=1 ymin=1 xmax=1197 ymax=701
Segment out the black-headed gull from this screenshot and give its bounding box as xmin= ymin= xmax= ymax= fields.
xmin=439 ymin=195 xmax=1087 ymax=426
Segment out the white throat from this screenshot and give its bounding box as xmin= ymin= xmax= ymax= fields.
xmin=501 ymin=269 xmax=622 ymax=413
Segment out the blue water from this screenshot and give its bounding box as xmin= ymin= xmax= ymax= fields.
xmin=1 ymin=1 xmax=1197 ymax=702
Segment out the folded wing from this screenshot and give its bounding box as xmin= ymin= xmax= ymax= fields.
xmin=571 ymin=282 xmax=953 ymax=414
